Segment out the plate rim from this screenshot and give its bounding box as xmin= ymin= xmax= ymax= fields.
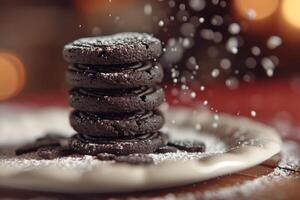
xmin=0 ymin=107 xmax=282 ymax=193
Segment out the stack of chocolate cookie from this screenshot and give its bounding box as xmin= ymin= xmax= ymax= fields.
xmin=63 ymin=32 xmax=167 ymax=156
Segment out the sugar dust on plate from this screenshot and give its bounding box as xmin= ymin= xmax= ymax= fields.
xmin=195 ymin=123 xmax=202 ymax=131
xmin=212 ymin=122 xmax=218 ymax=128
xmin=213 ymin=114 xmax=219 ymax=121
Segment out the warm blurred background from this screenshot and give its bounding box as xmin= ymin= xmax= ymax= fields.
xmin=1 ymin=0 xmax=300 ymax=126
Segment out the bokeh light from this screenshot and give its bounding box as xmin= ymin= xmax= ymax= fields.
xmin=282 ymin=0 xmax=300 ymax=29
xmin=234 ymin=0 xmax=280 ymax=20
xmin=0 ymin=52 xmax=26 ymax=100
xmin=74 ymin=0 xmax=130 ymax=14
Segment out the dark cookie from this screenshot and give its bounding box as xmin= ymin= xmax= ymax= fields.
xmin=70 ymin=110 xmax=164 ymax=137
xmin=168 ymin=140 xmax=205 ymax=153
xmin=155 ymin=145 xmax=178 ymax=153
xmin=96 ymin=153 xmax=116 ymax=161
xmin=37 ymin=146 xmax=72 ymax=160
xmin=63 ymin=32 xmax=162 ymax=65
xmin=37 ymin=133 xmax=70 ymax=149
xmin=96 ymin=153 xmax=153 ymax=165
xmin=66 ymin=62 xmax=163 ymax=89
xmin=115 ymin=154 xmax=153 ymax=165
xmin=69 ymin=87 xmax=164 ymax=113
xmin=70 ymin=132 xmax=167 ymax=156
xmin=15 ymin=134 xmax=69 ymax=156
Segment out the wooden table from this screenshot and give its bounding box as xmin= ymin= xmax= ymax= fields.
xmin=2 ymin=80 xmax=300 ymax=199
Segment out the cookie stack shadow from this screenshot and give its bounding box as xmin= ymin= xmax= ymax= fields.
xmin=63 ymin=32 xmax=167 ymax=156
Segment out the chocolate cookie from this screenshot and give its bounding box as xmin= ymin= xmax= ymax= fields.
xmin=70 ymin=132 xmax=167 ymax=155
xmin=66 ymin=62 xmax=163 ymax=89
xmin=70 ymin=110 xmax=164 ymax=137
xmin=96 ymin=153 xmax=116 ymax=161
xmin=63 ymin=32 xmax=162 ymax=65
xmin=168 ymin=140 xmax=205 ymax=153
xmin=115 ymin=154 xmax=153 ymax=165
xmin=69 ymin=87 xmax=164 ymax=113
xmin=37 ymin=146 xmax=72 ymax=160
xmin=15 ymin=134 xmax=69 ymax=156
xmin=96 ymin=153 xmax=154 ymax=165
xmin=155 ymin=145 xmax=178 ymax=153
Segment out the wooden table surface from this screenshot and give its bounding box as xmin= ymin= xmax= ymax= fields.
xmin=2 ymin=80 xmax=300 ymax=199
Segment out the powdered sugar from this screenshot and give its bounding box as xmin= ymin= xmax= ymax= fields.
xmin=0 ymin=106 xmax=284 ymax=194
xmin=279 ymin=141 xmax=300 ymax=171
xmin=157 ymin=141 xmax=300 ymax=200
xmin=151 ymin=127 xmax=226 ymax=163
xmin=0 ymin=137 xmax=223 ymax=171
xmin=0 ymin=106 xmax=226 ymax=169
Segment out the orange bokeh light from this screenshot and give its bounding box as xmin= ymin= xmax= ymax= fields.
xmin=0 ymin=52 xmax=26 ymax=100
xmin=281 ymin=0 xmax=300 ymax=29
xmin=234 ymin=0 xmax=280 ymax=20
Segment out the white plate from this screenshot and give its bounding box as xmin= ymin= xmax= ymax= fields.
xmin=0 ymin=106 xmax=281 ymax=193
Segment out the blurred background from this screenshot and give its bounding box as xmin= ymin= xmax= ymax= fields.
xmin=1 ymin=0 xmax=300 ymax=126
